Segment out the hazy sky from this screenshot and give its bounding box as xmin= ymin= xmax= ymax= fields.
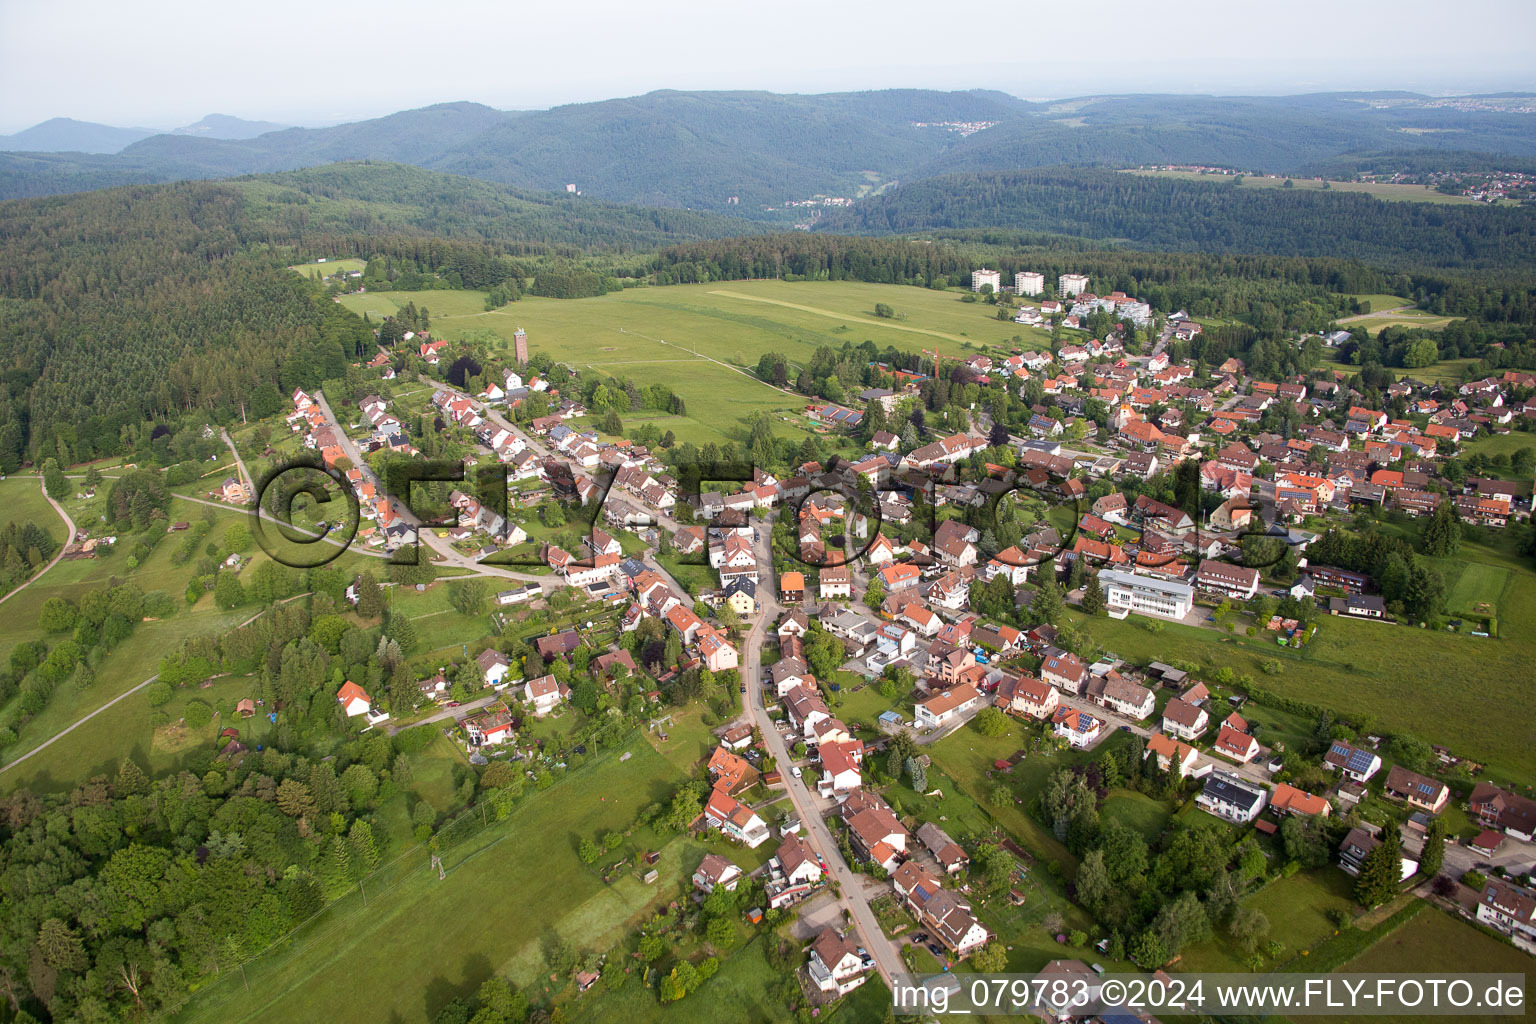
xmin=3 ymin=0 xmax=1534 ymax=131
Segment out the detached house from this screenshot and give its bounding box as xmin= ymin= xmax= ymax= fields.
xmin=524 ymin=674 xmax=564 ymax=716
xmin=1197 ymin=772 xmax=1268 ymax=823
xmin=1161 ymin=698 xmax=1209 ymax=740
xmin=995 ymin=675 xmax=1058 ymax=720
xmin=1323 ymin=740 xmax=1382 ymax=782
xmin=1144 ymin=733 xmax=1201 ymax=777
xmin=1041 ymin=651 xmax=1089 ymax=694
xmin=807 ymin=929 xmax=870 ymax=996
xmin=1383 ymin=766 xmax=1449 ymax=814
xmin=1212 ymin=724 xmax=1260 ymax=764
xmin=914 ymin=683 xmax=981 ymax=731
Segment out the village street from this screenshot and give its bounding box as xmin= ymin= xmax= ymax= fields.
xmin=739 ymin=514 xmax=907 ymax=988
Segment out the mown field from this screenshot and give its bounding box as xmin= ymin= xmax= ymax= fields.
xmin=339 ymin=280 xmax=1048 ymax=446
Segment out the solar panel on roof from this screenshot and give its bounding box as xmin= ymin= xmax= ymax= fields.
xmin=1417 ymin=782 xmax=1438 ymax=795
xmin=1348 ymin=750 xmax=1375 ymax=772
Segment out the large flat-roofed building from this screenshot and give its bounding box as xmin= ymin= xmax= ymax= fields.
xmin=1015 ymin=271 xmax=1044 ymax=296
xmin=971 ymin=268 xmax=1001 ymax=293
xmin=1097 ymin=569 xmax=1195 ymax=620
xmin=1059 ymin=273 xmax=1090 ymax=297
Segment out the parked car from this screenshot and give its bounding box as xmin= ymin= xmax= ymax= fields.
xmin=791 ymin=766 xmax=802 ymax=778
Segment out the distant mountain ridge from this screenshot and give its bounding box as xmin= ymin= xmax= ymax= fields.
xmin=170 ymin=113 xmax=292 ymax=140
xmin=2 ymin=88 xmax=1534 ymax=209
xmin=0 ymin=117 xmax=155 ymax=154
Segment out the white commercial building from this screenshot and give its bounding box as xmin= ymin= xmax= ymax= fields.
xmin=1014 ymin=271 xmax=1045 ymax=296
xmin=1098 ymin=570 xmax=1195 ymax=620
xmin=971 ymin=268 xmax=1002 ymax=293
xmin=1058 ymin=273 xmax=1090 ymax=297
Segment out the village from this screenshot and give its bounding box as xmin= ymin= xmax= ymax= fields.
xmin=266 ymin=289 xmax=1536 ymax=1012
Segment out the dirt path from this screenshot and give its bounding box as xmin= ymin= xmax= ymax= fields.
xmin=0 ymin=475 xmax=79 ymax=608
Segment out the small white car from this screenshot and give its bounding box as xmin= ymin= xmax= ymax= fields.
xmin=790 ymin=765 xmax=802 ymax=778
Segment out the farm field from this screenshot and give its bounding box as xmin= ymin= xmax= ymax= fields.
xmin=339 ymin=280 xmax=1046 ymax=445
xmin=1442 ymin=561 xmax=1512 ymax=624
xmin=173 ymin=737 xmax=720 ymax=1024
xmin=1125 ymin=170 xmax=1491 ymax=205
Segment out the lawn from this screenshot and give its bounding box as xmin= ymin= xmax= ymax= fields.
xmin=174 ymin=736 xmax=700 ymax=1024
xmin=1443 ymin=561 xmax=1512 ymax=622
xmin=0 ymin=475 xmax=67 ymax=551
xmin=1176 ymin=869 xmax=1356 ymax=972
xmin=1099 ymin=789 xmax=1170 ymax=842
xmin=290 ymin=257 xmax=367 ymax=280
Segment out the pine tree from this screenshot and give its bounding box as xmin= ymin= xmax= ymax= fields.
xmin=385 ymin=613 xmax=418 ymax=654
xmin=1420 ymin=499 xmax=1462 ymax=557
xmin=1353 ymin=838 xmax=1402 ymax=907
xmin=113 ymin=757 xmax=149 ymax=797
xmin=1081 ymin=575 xmax=1106 ymax=615
xmin=1419 ymin=820 xmax=1444 ymax=878
xmin=347 ymin=819 xmax=380 ymax=876
xmin=319 ymin=834 xmax=354 ymax=899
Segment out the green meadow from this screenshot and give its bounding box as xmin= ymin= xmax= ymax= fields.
xmin=340 ymin=280 xmax=1050 ymax=445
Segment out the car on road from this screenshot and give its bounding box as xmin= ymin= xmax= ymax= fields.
xmin=445 ymin=701 xmax=461 ymax=708
xmin=791 ymin=766 xmax=802 ymax=778
xmin=1119 ymin=725 xmax=1132 ymax=732
xmin=740 ymin=683 xmax=746 ymax=693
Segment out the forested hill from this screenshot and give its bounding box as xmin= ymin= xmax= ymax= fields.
xmin=0 ymin=164 xmax=754 ymax=467
xmin=814 ymin=168 xmax=1536 ymax=271
xmin=6 ymin=88 xmax=1535 ymax=210
xmin=0 ymin=90 xmax=1030 ymax=207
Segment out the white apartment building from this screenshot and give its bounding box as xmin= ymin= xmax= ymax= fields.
xmin=1058 ymin=273 xmax=1090 ymax=297
xmin=1097 ymin=569 xmax=1195 ymax=620
xmin=1015 ymin=271 xmax=1044 ymax=296
xmin=971 ymin=268 xmax=1002 ymax=293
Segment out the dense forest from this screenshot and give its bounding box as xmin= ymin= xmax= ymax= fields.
xmin=814 ymin=168 xmax=1536 ymax=271
xmin=0 ymin=166 xmax=757 ymax=466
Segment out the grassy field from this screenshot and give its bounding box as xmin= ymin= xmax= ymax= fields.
xmin=0 ymin=487 xmax=385 ymax=793
xmin=290 ymin=257 xmax=367 ymax=280
xmin=1177 ymin=870 xmax=1357 ymax=972
xmin=1068 ymin=529 xmax=1536 ymax=785
xmin=174 ymin=736 xmax=716 ymax=1024
xmin=339 ymin=280 xmax=1048 ymax=446
xmin=1443 ymin=562 xmax=1512 ymax=622
xmin=1328 ymin=906 xmax=1533 ymax=1024
xmin=1125 ymin=170 xmax=1491 ymax=205
xmin=0 ymin=475 xmax=67 ymax=551
xmin=1100 ymin=789 xmax=1170 ymax=842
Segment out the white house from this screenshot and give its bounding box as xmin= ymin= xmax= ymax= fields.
xmin=914 ymin=683 xmax=981 ymax=731
xmin=1098 ymin=570 xmax=1195 ymax=621
xmin=524 ymin=674 xmax=564 ymax=716
xmin=808 ymin=929 xmax=869 ymax=996
xmin=476 ymin=649 xmax=513 ymax=688
xmin=1197 ymin=772 xmax=1268 ymax=824
xmin=1051 ymin=706 xmax=1103 ymax=748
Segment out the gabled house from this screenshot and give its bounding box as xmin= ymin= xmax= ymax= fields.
xmin=523 ymin=674 xmax=564 ymax=716
xmin=1161 ymin=698 xmax=1209 ymax=740
xmin=1323 ymin=740 xmax=1381 ymax=782
xmin=994 ymin=675 xmax=1058 ymax=720
xmin=807 ymin=928 xmax=869 ymax=996
xmin=1382 ymin=766 xmax=1449 ymax=814
xmin=1144 ymin=733 xmax=1201 ymax=777
xmin=1212 ymin=724 xmax=1260 ymax=764
xmin=914 ymin=683 xmax=981 ymax=731
xmin=1197 ymin=772 xmax=1267 ymax=823
xmin=692 ymin=853 xmax=743 ymax=893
